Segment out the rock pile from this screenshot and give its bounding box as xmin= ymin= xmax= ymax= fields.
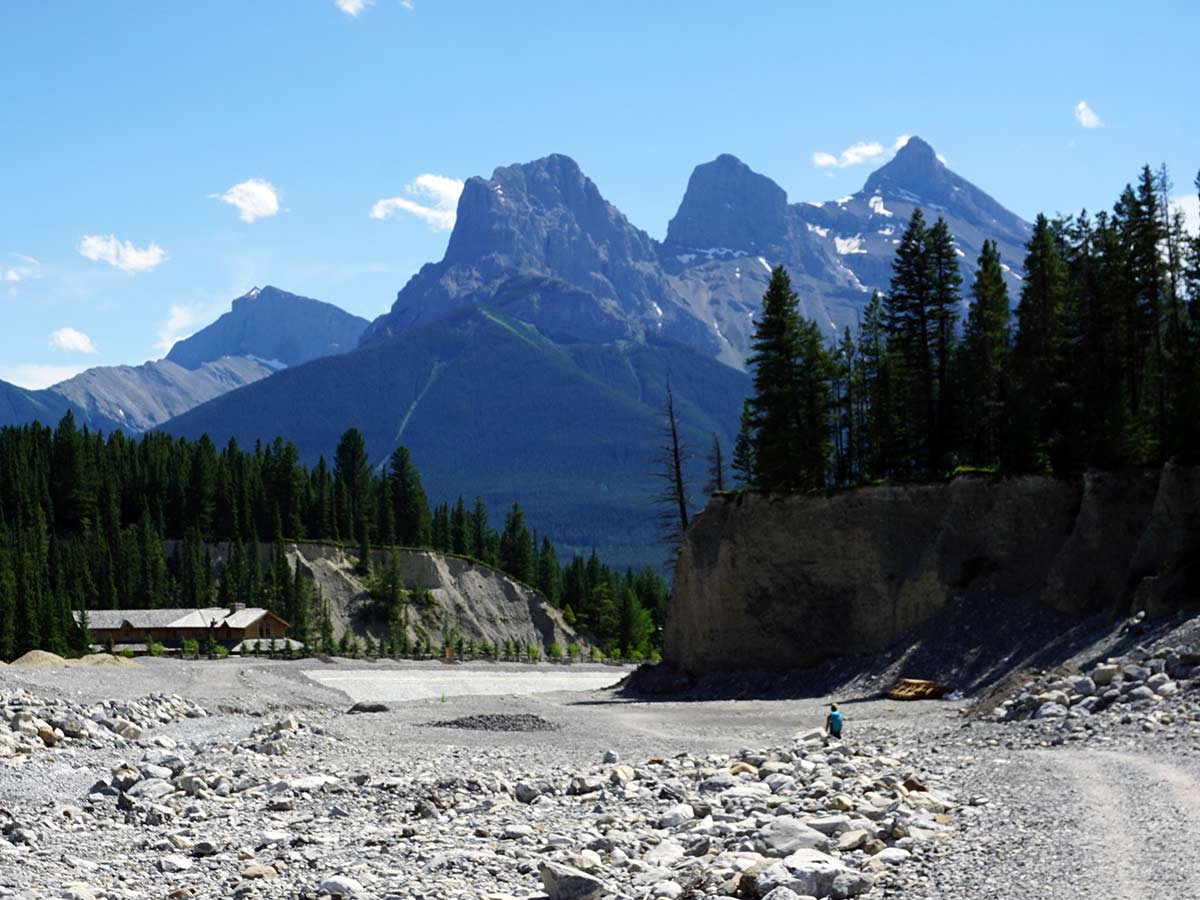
xmin=424 ymin=713 xmax=560 ymax=732
xmin=991 ymin=643 xmax=1200 ymax=740
xmin=0 ymin=705 xmax=966 ymax=899
xmin=0 ymin=689 xmax=207 ymax=757
xmin=516 ymin=728 xmax=963 ymax=900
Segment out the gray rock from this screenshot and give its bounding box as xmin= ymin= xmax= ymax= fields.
xmin=657 ymin=803 xmax=694 ymax=829
xmin=318 ymin=875 xmax=364 ymax=896
xmin=755 ymin=817 xmax=832 ymax=856
xmin=567 ymin=775 xmax=603 ymax=796
xmin=539 ymin=860 xmax=609 ymax=900
xmin=126 ymin=778 xmax=174 ymax=800
xmin=779 ymin=848 xmax=852 ymax=899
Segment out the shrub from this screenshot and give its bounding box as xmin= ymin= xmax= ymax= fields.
xmin=528 ymin=646 xmax=541 ymax=663
xmin=649 ymin=649 xmax=663 ymax=664
xmin=590 ymin=647 xmax=603 ymax=663
xmin=548 ymin=642 xmax=563 ymax=662
xmin=181 ymin=639 xmax=199 ymax=659
xmin=628 ymin=649 xmax=644 ymax=664
xmin=119 ymin=648 xmax=135 ymax=659
xmin=214 ymin=644 xmax=229 ymax=659
xmin=567 ymin=642 xmax=580 ymax=662
xmin=147 ymin=642 xmax=165 ymax=658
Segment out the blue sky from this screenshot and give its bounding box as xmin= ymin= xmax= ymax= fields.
xmin=2 ymin=0 xmax=1197 ymax=387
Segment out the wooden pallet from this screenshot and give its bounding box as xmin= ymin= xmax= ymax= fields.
xmin=886 ymin=678 xmax=950 ymax=701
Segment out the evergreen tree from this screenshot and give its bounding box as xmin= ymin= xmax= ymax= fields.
xmin=50 ymin=412 xmax=95 ymax=532
xmin=730 ymin=400 xmax=757 ymax=489
xmin=856 ymin=290 xmax=891 ymax=479
xmin=885 ymin=210 xmax=935 ymax=476
xmin=926 ymin=217 xmax=963 ymax=470
xmin=499 ymin=503 xmax=533 ymax=583
xmin=704 ymin=434 xmax=726 ymax=496
xmin=746 ymin=266 xmax=810 ymax=490
xmin=832 ymin=327 xmax=857 ymax=484
xmin=960 ymin=240 xmax=1011 ymax=466
xmin=1011 ymin=214 xmax=1072 ymax=472
xmin=450 ymin=496 xmax=469 ymax=555
xmin=388 ymin=446 xmax=431 ymax=547
xmin=333 ymin=428 xmax=371 ymax=542
xmin=536 ymin=537 xmax=561 ymax=605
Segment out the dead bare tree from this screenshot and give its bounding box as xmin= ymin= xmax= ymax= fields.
xmin=653 ymin=380 xmax=692 ymax=551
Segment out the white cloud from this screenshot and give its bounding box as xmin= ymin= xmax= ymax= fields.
xmin=3 ymin=254 xmax=39 ymax=284
xmin=813 ymin=141 xmax=886 ymax=169
xmin=370 ymin=173 xmax=464 ymax=231
xmin=337 ymin=0 xmax=372 ymax=14
xmin=1074 ymin=100 xmax=1103 ymax=129
xmin=0 ymin=363 xmax=90 ymax=390
xmin=78 ymin=234 xmax=168 ymax=273
xmin=813 ymin=134 xmax=917 ymax=170
xmin=213 ymin=178 xmax=281 ymax=223
xmin=49 ymin=327 xmax=98 ymax=354
xmin=155 ymin=303 xmax=214 ymax=355
xmin=1173 ymin=194 xmax=1199 ymax=236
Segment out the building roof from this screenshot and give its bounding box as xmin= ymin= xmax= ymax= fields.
xmin=74 ymin=607 xmax=285 ymax=631
xmin=223 ymin=607 xmax=284 ymax=629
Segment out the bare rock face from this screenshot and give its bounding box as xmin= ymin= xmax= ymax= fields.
xmin=285 ymin=542 xmax=583 ymax=652
xmin=665 ymin=467 xmax=1200 ymax=674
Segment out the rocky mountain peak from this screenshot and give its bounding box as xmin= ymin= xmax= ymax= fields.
xmin=166 ymin=286 xmax=368 ymax=370
xmin=665 ymin=154 xmax=789 ymax=252
xmin=861 ymin=136 xmax=1029 ymax=238
xmin=862 ymin=136 xmax=945 ymax=198
xmin=367 ymin=153 xmax=719 ymax=353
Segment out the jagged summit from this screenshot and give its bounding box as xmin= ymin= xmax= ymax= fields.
xmin=361 ymin=153 xmax=718 ymax=353
xmin=860 ymin=136 xmax=1027 ymax=237
xmin=362 ymin=143 xmax=1032 ymax=369
xmin=665 ymin=154 xmax=789 ymax=253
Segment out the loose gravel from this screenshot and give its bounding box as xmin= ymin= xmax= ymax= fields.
xmin=0 ymin=622 xmax=1198 ymax=900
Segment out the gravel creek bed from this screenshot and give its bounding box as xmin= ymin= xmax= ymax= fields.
xmin=0 ymin=654 xmax=1197 ymax=900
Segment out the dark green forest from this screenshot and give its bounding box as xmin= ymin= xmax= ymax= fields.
xmin=0 ymin=421 xmax=665 ymax=661
xmin=734 ymin=165 xmax=1200 ymax=490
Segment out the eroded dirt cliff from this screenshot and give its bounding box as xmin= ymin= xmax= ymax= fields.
xmin=666 ymin=465 xmax=1200 ymax=674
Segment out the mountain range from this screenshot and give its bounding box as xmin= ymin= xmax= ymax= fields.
xmin=362 ymin=137 xmax=1031 ymax=368
xmin=0 ymin=287 xmax=368 ymax=432
xmin=3 ymin=138 xmax=1032 ymax=566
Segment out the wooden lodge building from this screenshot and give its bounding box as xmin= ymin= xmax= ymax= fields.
xmin=73 ymin=604 xmax=295 ymax=653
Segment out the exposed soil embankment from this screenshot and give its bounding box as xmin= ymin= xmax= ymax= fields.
xmin=174 ymin=541 xmax=583 ymax=652
xmin=665 ymin=465 xmax=1200 ymax=675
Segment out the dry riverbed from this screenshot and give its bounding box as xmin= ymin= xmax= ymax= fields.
xmin=0 ymin=654 xmax=1198 ymax=900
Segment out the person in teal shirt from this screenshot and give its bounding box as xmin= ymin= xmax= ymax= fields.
xmin=825 ymin=703 xmax=843 ymax=739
